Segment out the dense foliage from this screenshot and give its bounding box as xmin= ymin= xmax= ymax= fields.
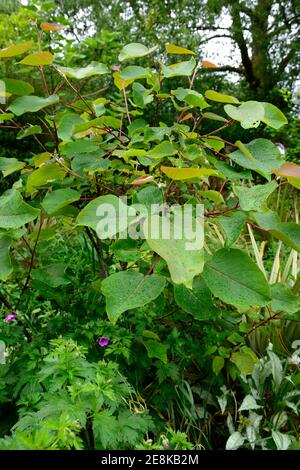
xmin=0 ymin=3 xmax=299 ymax=451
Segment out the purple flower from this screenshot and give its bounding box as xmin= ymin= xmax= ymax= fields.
xmin=5 ymin=314 xmax=16 ymax=323
xmin=98 ymin=337 xmax=109 ymax=347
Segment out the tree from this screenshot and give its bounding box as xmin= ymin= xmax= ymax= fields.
xmin=52 ymin=0 xmax=300 ymax=101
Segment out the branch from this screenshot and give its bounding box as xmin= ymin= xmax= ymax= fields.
xmin=200 ymin=65 xmax=245 ymax=74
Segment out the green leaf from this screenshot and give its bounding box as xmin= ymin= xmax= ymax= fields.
xmin=0 ymin=235 xmax=13 ymax=281
xmin=217 ymin=211 xmax=247 ymax=247
xmin=8 ymin=94 xmax=59 ymax=116
xmin=93 ymin=411 xmax=118 ymax=449
xmin=162 ymin=58 xmax=196 ymax=78
xmin=0 ymin=40 xmax=33 ymax=58
xmin=261 ymin=103 xmax=288 ymax=129
xmin=31 ymin=263 xmax=71 ymax=288
xmin=19 ymin=51 xmax=54 ymax=66
xmin=205 ymin=90 xmax=239 ymax=104
xmin=135 ymin=185 xmax=163 ymax=211
xmin=118 ymin=43 xmax=158 ymax=61
xmin=42 ymin=188 xmax=81 ymax=215
xmin=231 ymin=349 xmax=259 ymax=374
xmin=165 ymin=44 xmax=195 ymax=55
xmin=143 ymin=214 xmax=204 ymax=288
xmin=120 ymin=66 xmax=151 ymax=80
xmin=72 ymin=151 xmax=110 ymax=175
xmin=101 ymin=270 xmax=166 ymax=323
xmin=56 ymin=62 xmax=109 ymax=79
xmin=57 ymin=113 xmax=84 ymax=142
xmin=143 ymin=340 xmax=168 ymax=363
xmin=0 ymin=113 xmax=14 ymax=122
xmin=132 ymin=82 xmax=153 ymax=108
xmin=146 ymin=141 xmax=177 ymax=159
xmin=239 ymin=395 xmax=262 ymax=411
xmin=61 ymin=140 xmax=100 ymax=157
xmin=253 ymin=211 xmax=300 ymax=252
xmin=198 ymin=190 xmax=224 ymax=204
xmin=173 ymin=87 xmax=210 ymax=108
xmin=202 ymin=248 xmax=271 ymax=309
xmin=160 ymin=166 xmax=219 ymax=179
xmin=111 ymin=238 xmax=140 ymax=263
xmin=26 ymin=163 xmax=66 ymax=195
xmin=174 ymin=275 xmax=217 ymax=320
xmin=212 ymin=356 xmax=225 ymax=375
xmin=1 ymin=78 xmax=34 ymax=96
xmin=0 ymin=189 xmax=39 ymax=229
xmin=16 ymin=125 xmax=42 ymax=140
xmin=224 ymin=101 xmax=265 ymax=129
xmin=202 ymin=112 xmax=228 ymax=122
xmin=76 ymin=195 xmax=137 ymax=237
xmin=0 ymin=157 xmax=25 ymax=177
xmin=213 ymin=161 xmax=252 ymax=180
xmin=228 ymin=138 xmax=283 ymax=180
xmin=271 ymin=283 xmax=299 ymax=314
xmin=233 ymin=181 xmax=277 ymax=212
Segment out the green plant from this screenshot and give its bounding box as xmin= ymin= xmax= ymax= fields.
xmin=0 ymin=27 xmax=299 ymax=449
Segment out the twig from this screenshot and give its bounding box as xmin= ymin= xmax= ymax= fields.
xmin=121 ymin=83 xmax=131 ymax=124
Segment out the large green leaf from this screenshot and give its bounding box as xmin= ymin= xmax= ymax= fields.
xmin=56 ymin=62 xmax=109 ymax=79
xmin=228 ymin=138 xmax=283 ymax=180
xmin=224 ymin=101 xmax=265 ymax=129
xmin=0 ymin=235 xmax=13 ymax=281
xmin=261 ymin=103 xmax=288 ymax=129
xmin=0 ymin=113 xmax=14 ymax=122
xmin=174 ymin=275 xmax=217 ymax=320
xmin=26 ymin=164 xmax=66 ymax=195
xmin=16 ymin=125 xmax=42 ymax=140
xmin=233 ymin=181 xmax=277 ymax=212
xmin=76 ymin=195 xmax=138 ymax=237
xmin=118 ymin=43 xmax=158 ymax=61
xmin=271 ymin=283 xmax=299 ymax=314
xmin=0 ymin=189 xmax=40 ymax=229
xmin=120 ymin=66 xmax=151 ymax=80
xmin=31 ymin=263 xmax=71 ymax=288
xmin=205 ymin=90 xmax=239 ymax=104
xmin=143 ymin=340 xmax=168 ymax=363
xmin=202 ymin=248 xmax=271 ymax=308
xmin=101 ymin=270 xmax=166 ymax=323
xmin=0 ymin=157 xmax=25 ymax=177
xmin=0 ymin=40 xmax=33 ymax=58
xmin=143 ymin=214 xmax=204 ymax=288
xmin=165 ymin=44 xmax=195 ymax=55
xmin=161 ymin=166 xmax=219 ymax=179
xmin=231 ymin=348 xmax=259 ymax=374
xmin=253 ymin=211 xmax=300 ymax=252
xmin=72 ymin=151 xmax=110 ymax=175
xmin=19 ymin=51 xmax=54 ymax=66
xmin=217 ymin=210 xmax=247 ymax=247
xmin=8 ymin=94 xmax=59 ymax=116
xmin=162 ymin=58 xmax=196 ymax=78
xmin=173 ymin=87 xmax=210 ymax=109
xmin=57 ymin=113 xmax=84 ymax=142
xmin=146 ymin=141 xmax=177 ymax=159
xmin=42 ymin=188 xmax=81 ymax=215
xmin=1 ymin=78 xmax=34 ymax=96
